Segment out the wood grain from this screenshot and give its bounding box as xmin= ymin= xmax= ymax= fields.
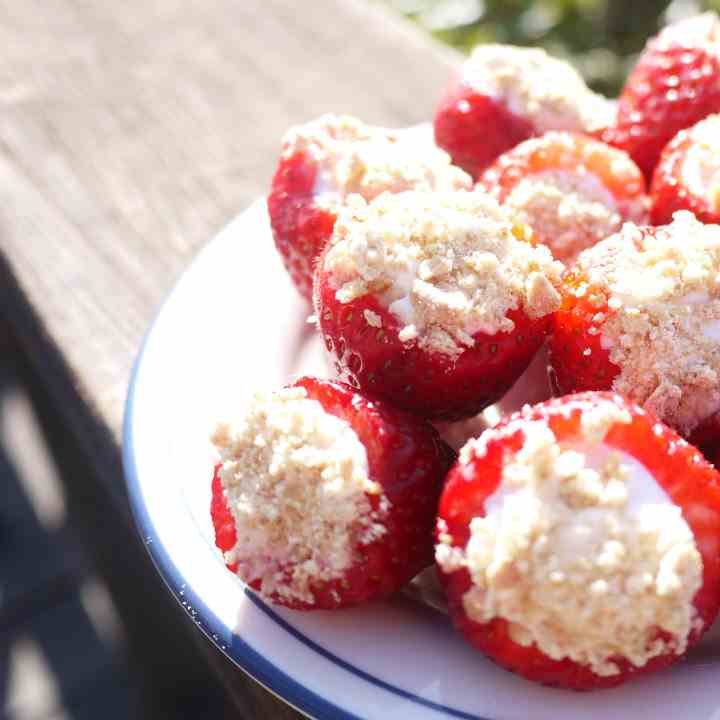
xmin=0 ymin=0 xmax=457 ymax=715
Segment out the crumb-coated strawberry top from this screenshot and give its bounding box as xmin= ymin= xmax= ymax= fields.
xmin=212 ymin=385 xmax=388 ymax=605
xmin=481 ymin=133 xmax=649 ymax=263
xmin=460 ymin=45 xmax=614 ymax=136
xmin=565 ymin=212 xmax=720 ymax=434
xmin=437 ymin=394 xmax=703 ymax=679
xmin=651 ymin=114 xmax=720 ymax=226
xmin=279 ymin=115 xmax=471 ymax=204
xmin=678 ymin=114 xmax=720 ymax=210
xmin=502 ymin=170 xmax=620 ymax=261
xmin=321 ymin=190 xmax=563 ymax=358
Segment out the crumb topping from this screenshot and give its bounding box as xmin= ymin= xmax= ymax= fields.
xmin=363 ymin=309 xmax=382 ymax=327
xmin=211 ymin=386 xmax=388 ymax=604
xmin=461 ymin=45 xmax=614 ymax=134
xmin=681 ymin=114 xmax=720 ymax=211
xmin=575 ymin=212 xmax=720 ymax=434
xmin=280 ymin=114 xmax=471 ymax=204
xmin=437 ymin=399 xmax=702 ymax=676
xmin=323 ymin=191 xmax=563 ymax=357
xmin=505 ymin=169 xmax=621 ymax=263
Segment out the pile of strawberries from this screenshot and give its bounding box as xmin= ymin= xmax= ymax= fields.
xmin=212 ymin=14 xmax=720 ymax=691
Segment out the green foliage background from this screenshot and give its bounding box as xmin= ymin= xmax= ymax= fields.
xmin=379 ymin=0 xmax=720 ymax=95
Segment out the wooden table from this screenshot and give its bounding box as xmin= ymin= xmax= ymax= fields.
xmin=0 ymin=0 xmax=457 ymax=716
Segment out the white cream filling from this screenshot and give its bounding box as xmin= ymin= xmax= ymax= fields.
xmin=486 ymin=444 xmax=670 ymax=518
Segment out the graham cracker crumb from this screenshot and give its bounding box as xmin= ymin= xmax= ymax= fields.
xmin=462 ymin=45 xmax=614 ymax=135
xmin=323 ymin=190 xmax=563 ymax=357
xmin=575 ymin=212 xmax=720 ymax=434
xmin=437 ymin=399 xmax=702 ymax=676
xmin=363 ymin=309 xmax=382 ymax=328
xmin=212 ymin=386 xmax=388 ymax=604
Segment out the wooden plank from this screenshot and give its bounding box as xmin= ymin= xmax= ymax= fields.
xmin=0 ymin=0 xmax=456 ymax=439
xmin=0 ymin=0 xmax=457 ymax=715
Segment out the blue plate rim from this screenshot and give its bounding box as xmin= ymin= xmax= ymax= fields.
xmin=120 ymin=217 xmax=492 ymax=720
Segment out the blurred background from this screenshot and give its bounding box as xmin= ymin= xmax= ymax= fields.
xmin=380 ymin=0 xmax=720 ymax=95
xmin=1 ymin=0 xmax=715 ymax=719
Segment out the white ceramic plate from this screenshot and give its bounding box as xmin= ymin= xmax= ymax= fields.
xmin=123 ymin=200 xmax=720 ymax=720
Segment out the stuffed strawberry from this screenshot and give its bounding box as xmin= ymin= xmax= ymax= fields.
xmin=436 ymin=392 xmax=720 ymax=689
xmin=211 ymin=376 xmax=454 ymax=610
xmin=551 ymin=212 xmax=720 ymax=437
xmin=268 ymin=115 xmax=471 ymax=300
xmin=434 ymin=45 xmax=614 ymax=179
xmin=480 ymin=132 xmax=649 ymax=263
xmin=603 ymin=13 xmax=720 ymax=181
xmin=651 ymin=113 xmax=720 ymax=225
xmin=314 ymin=190 xmax=564 ymax=420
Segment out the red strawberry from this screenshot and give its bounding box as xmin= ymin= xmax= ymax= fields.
xmin=268 ymin=115 xmax=470 ymax=301
xmin=480 ymin=132 xmax=649 ymax=263
xmin=210 ymin=376 xmax=454 ymax=610
xmin=549 ymin=262 xmax=619 ymax=396
xmin=651 ymin=113 xmax=720 ymax=225
xmin=210 ymin=463 xmax=239 ymax=573
xmin=433 ymin=70 xmax=534 ymax=181
xmin=550 ymin=214 xmax=720 ymax=437
xmin=268 ymin=149 xmax=337 ymax=301
xmin=603 ymin=13 xmax=720 ymax=181
xmin=434 ymin=45 xmax=613 ymax=179
xmin=436 ymin=392 xmax=720 ymax=690
xmin=314 ymin=191 xmax=563 ymax=420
